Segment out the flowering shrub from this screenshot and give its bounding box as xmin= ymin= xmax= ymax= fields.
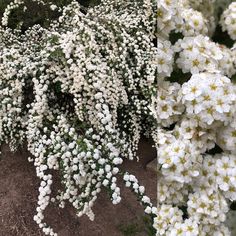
xmin=155 ymin=0 xmax=236 ymax=235
xmin=3 ymin=0 xmax=236 ymax=235
xmin=0 ymin=0 xmax=157 ymax=235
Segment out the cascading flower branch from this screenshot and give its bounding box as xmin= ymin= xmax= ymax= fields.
xmin=0 ymin=0 xmax=157 ymax=235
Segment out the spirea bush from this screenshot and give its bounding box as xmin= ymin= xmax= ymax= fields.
xmin=3 ymin=0 xmax=236 ymax=235
xmin=0 ymin=0 xmax=157 ymax=235
xmin=155 ymin=0 xmax=236 ymax=235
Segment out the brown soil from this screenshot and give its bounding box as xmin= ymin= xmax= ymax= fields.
xmin=0 ymin=138 xmax=156 ymax=236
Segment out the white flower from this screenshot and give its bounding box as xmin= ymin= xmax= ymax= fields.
xmin=181 ymin=72 xmax=235 ymax=128
xmin=221 ymin=2 xmax=236 ymax=40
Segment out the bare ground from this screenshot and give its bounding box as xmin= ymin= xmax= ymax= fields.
xmin=0 ymin=139 xmax=156 ymax=236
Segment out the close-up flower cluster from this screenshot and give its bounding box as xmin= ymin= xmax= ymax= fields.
xmin=0 ymin=0 xmax=157 ymax=235
xmin=155 ymin=0 xmax=236 ymax=235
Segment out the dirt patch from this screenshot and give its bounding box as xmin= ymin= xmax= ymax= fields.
xmin=0 ymin=139 xmax=156 ymax=236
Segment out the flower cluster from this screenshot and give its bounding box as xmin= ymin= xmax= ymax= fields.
xmin=174 ymin=35 xmax=236 ymax=76
xmin=155 ymin=0 xmax=236 ymax=235
xmin=157 ymin=0 xmax=217 ymax=38
xmin=150 ymin=80 xmax=184 ymax=127
xmin=0 ymin=0 xmax=157 ymax=235
xmin=221 ymin=2 xmax=236 ymax=40
xmin=181 ymin=73 xmax=235 ymax=128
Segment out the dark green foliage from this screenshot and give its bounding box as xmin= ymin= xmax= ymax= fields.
xmin=232 ymin=74 xmax=236 ymax=84
xmin=142 ymin=216 xmax=156 ymax=236
xmin=168 ymin=68 xmax=191 ymax=85
xmin=169 ymin=31 xmax=184 ymax=45
xmin=118 ymin=222 xmax=141 ymax=236
xmin=230 ymin=201 xmax=236 ymax=211
xmin=118 ymin=216 xmax=156 ymax=236
xmin=212 ymin=24 xmax=234 ymax=48
xmin=0 ymin=0 xmax=100 ymax=30
xmin=206 ymin=144 xmax=223 ymax=155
